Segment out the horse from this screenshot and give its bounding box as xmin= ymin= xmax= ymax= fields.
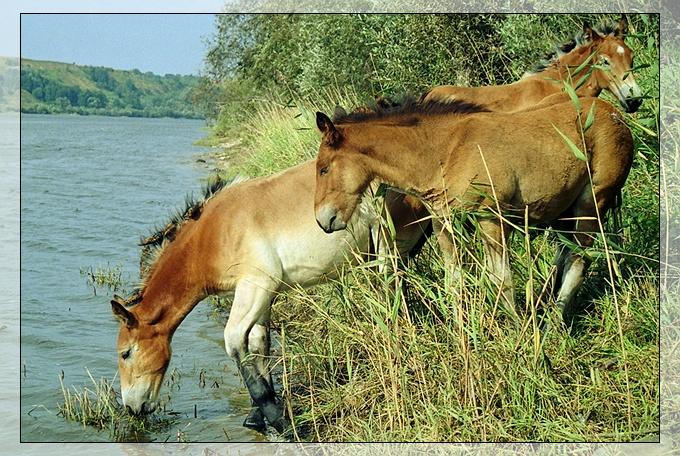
xmin=110 ymin=160 xmax=431 ymax=434
xmin=422 ymin=17 xmax=643 ymax=113
xmin=313 ymin=97 xmax=633 ymax=321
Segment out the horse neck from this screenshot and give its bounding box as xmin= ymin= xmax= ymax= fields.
xmin=136 ymin=243 xmax=206 ymax=335
xmin=344 ymin=120 xmax=449 ymax=194
xmin=541 ymin=44 xmax=601 ymax=97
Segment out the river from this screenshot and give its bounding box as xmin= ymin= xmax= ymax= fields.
xmin=19 ymin=114 xmax=268 ymax=446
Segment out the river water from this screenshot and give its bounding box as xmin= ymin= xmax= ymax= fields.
xmin=19 ymin=114 xmax=267 ymax=446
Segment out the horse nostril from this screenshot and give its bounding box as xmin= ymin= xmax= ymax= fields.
xmin=328 ymin=215 xmax=337 ymax=229
xmin=125 ymin=405 xmax=134 ymax=415
xmin=626 ymin=99 xmax=641 ymax=113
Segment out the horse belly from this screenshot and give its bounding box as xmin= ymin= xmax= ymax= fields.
xmin=514 ymin=164 xmax=588 ymax=223
xmin=276 ymin=225 xmax=371 ymax=287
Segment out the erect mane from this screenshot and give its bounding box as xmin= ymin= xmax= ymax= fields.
xmin=122 ymin=174 xmax=246 ymax=305
xmin=525 ymin=18 xmax=624 ymax=76
xmin=333 ymin=95 xmax=488 ymax=125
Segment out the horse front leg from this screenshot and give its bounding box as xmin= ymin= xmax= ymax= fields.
xmin=432 ymin=218 xmax=463 ymax=288
xmin=224 ymin=279 xmax=287 ymax=433
xmin=479 ymin=219 xmax=517 ymax=318
xmin=242 ymin=320 xmax=273 ymax=432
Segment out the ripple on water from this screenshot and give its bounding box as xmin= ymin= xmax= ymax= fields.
xmin=21 ymin=115 xmax=253 ymax=443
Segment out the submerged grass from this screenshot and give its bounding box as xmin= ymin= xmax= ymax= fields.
xmin=206 ymin=83 xmax=659 ymax=442
xmin=58 ymin=370 xmax=178 ymax=442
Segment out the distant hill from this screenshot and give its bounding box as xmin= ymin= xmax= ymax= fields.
xmin=20 ymin=59 xmax=203 ymax=119
xmin=0 ymin=57 xmax=20 ymax=112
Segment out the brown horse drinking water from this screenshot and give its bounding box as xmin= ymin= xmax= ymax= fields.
xmin=110 ymin=160 xmax=430 ymax=434
xmin=314 ymin=97 xmax=633 ymax=319
xmin=423 ymin=17 xmax=643 ymax=113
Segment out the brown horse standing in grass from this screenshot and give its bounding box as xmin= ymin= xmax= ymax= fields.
xmin=423 ymin=17 xmax=643 ymax=113
xmin=313 ymin=97 xmax=633 ymax=320
xmin=110 ymin=160 xmax=430 ymax=434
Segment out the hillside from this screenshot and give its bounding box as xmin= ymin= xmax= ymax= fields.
xmin=20 ymin=59 xmax=202 ymax=118
xmin=0 ymin=57 xmax=20 ymax=112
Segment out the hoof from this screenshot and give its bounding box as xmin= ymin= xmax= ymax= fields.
xmin=268 ymin=415 xmax=290 ymax=435
xmin=243 ymin=407 xmax=266 ymax=433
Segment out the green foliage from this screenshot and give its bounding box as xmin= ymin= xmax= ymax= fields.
xmin=199 ymin=14 xmax=658 ymax=134
xmin=20 ymin=59 xmax=203 ymax=119
xmin=197 ymin=12 xmax=659 ymax=442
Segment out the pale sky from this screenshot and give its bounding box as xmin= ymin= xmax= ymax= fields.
xmin=4 ymin=1 xmax=224 ymax=74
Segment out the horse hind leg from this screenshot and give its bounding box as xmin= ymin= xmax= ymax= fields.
xmin=224 ymin=278 xmax=287 ymax=433
xmin=555 ymin=182 xmax=619 ymax=326
xmin=555 ymin=247 xmax=591 ymax=326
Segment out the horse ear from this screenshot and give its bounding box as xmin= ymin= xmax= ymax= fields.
xmin=333 ymin=105 xmax=347 ymax=120
xmin=316 ymin=112 xmax=343 ymax=147
xmin=615 ymin=15 xmax=629 ymax=38
xmin=582 ymin=23 xmax=601 ymax=42
xmin=316 ymin=111 xmax=334 ymax=134
xmin=111 ymin=300 xmax=138 ymax=329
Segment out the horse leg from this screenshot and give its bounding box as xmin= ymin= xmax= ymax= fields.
xmin=555 ymin=247 xmax=591 ymax=325
xmin=555 ymin=183 xmax=616 ymax=325
xmin=478 ymin=219 xmax=516 ymax=316
xmin=224 ymin=278 xmax=287 ymax=433
xmin=432 ymin=218 xmax=462 ymax=286
xmin=242 ymin=317 xmax=272 ymax=431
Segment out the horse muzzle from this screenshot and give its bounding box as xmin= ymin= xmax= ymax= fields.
xmin=616 ymin=79 xmax=643 ymax=113
xmin=623 ymin=97 xmax=642 ymax=113
xmin=121 ymin=383 xmax=158 ymax=416
xmin=315 ymin=205 xmax=347 ymax=233
xmin=124 ymin=398 xmax=157 ymax=416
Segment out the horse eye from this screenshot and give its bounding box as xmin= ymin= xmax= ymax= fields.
xmin=121 ymin=349 xmax=131 ymax=360
xmin=319 ymin=166 xmax=329 ymax=176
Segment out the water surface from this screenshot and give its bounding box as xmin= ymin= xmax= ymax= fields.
xmin=20 ymin=114 xmax=265 ymax=445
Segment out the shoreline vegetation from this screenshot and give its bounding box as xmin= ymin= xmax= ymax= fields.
xmin=197 ymin=14 xmax=660 ymax=442
xmin=19 ymin=58 xmax=203 ymax=119
xmin=58 ymin=14 xmax=662 ymax=443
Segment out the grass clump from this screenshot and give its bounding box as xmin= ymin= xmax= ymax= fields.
xmin=58 ymin=370 xmax=178 ymax=441
xmin=272 ymin=215 xmax=658 ymax=442
xmin=79 ymin=263 xmax=126 ymax=296
xmin=204 ymin=84 xmax=659 ymax=442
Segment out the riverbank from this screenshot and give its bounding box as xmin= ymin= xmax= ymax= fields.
xmin=20 ymin=58 xmax=203 ymax=119
xmin=202 ymin=91 xmax=660 ymax=442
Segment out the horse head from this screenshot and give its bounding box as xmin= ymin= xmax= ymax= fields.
xmin=111 ymin=294 xmax=171 ymax=416
xmin=313 ymin=112 xmax=371 ymax=233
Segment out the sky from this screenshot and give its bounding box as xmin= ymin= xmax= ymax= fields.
xmin=4 ymin=1 xmax=225 ymax=75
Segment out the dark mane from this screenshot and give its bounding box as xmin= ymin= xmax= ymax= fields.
xmin=131 ymin=174 xmax=244 ymax=300
xmin=139 ymin=177 xmax=231 ymax=249
xmin=527 ymin=19 xmax=623 ymax=75
xmin=333 ymin=96 xmax=488 ymax=125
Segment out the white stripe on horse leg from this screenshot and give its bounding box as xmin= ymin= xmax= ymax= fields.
xmin=555 ymin=254 xmax=587 ymax=319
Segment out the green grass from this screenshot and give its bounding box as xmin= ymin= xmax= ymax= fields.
xmin=248 ymin=227 xmax=659 ymax=443
xmin=272 ymin=222 xmax=658 ymax=442
xmin=58 ymin=370 xmax=178 ymax=442
xmin=203 ymin=82 xmax=660 ymax=442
